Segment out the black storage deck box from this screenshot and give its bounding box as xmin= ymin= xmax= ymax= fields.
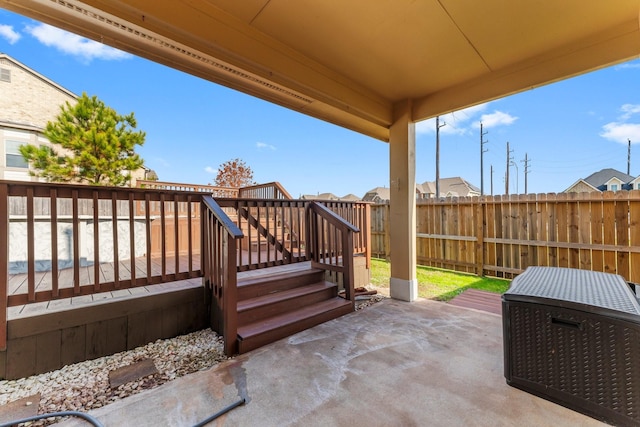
xmin=503 ymin=266 xmax=640 ymax=426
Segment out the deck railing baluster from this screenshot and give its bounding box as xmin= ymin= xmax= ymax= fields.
xmin=92 ymin=190 xmax=100 ymax=292
xmin=50 ymin=189 xmax=59 ymax=297
xmin=26 ymin=187 xmax=35 ymax=302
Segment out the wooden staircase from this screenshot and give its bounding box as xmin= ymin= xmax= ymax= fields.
xmin=235 ymin=266 xmax=353 ymax=354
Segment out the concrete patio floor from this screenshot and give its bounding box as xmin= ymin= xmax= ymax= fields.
xmin=62 ymin=298 xmax=606 ymax=427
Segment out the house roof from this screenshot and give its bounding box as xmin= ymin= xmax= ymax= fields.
xmin=421 ymin=177 xmax=480 ymax=197
xmin=0 ymin=53 xmax=78 ymax=100
xmin=363 ymin=187 xmax=390 ymax=202
xmin=5 ymin=2 xmax=639 ymax=142
xmin=583 ymin=168 xmax=635 ymax=188
xmin=301 ymin=192 xmax=339 ymax=200
xmin=340 ymin=194 xmax=361 ymax=202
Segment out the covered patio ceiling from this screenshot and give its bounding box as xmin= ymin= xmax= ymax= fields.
xmin=3 ymin=0 xmax=640 ymax=142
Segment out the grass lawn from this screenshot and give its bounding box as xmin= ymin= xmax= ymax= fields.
xmin=370 ymin=258 xmax=511 ymax=301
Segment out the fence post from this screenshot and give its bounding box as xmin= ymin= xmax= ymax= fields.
xmin=475 ymin=197 xmax=485 ymax=276
xmin=0 ymin=183 xmax=7 ymax=350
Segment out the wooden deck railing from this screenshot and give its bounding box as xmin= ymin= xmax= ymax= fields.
xmin=137 ymin=180 xmax=239 ymax=198
xmin=321 ymin=201 xmax=371 ymax=268
xmin=0 ymin=181 xmax=204 ymax=350
xmin=217 ymin=198 xmax=308 ymax=270
xmin=238 ymin=182 xmax=293 ymax=200
xmin=306 ymin=201 xmax=360 ymax=307
xmin=201 ymin=195 xmax=243 ymax=355
xmin=0 ymin=180 xmax=370 ymax=351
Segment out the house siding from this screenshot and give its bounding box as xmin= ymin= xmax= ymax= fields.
xmin=565 ymin=181 xmax=598 ymax=193
xmin=0 ymin=56 xmax=77 ymax=182
xmin=0 ymin=57 xmax=76 ymax=127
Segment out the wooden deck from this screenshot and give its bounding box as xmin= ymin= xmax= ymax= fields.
xmin=7 ymin=255 xmax=312 ymax=320
xmin=448 ymin=289 xmax=502 ymax=315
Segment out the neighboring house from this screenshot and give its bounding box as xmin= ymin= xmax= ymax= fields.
xmin=363 ymin=177 xmax=479 ymax=203
xmin=0 ymin=53 xmax=149 ymax=186
xmin=362 ymin=187 xmax=391 ymax=203
xmin=301 ymin=192 xmax=340 ymax=200
xmin=302 ymin=193 xmax=361 ymax=201
xmin=0 ymin=53 xmax=78 ymax=182
xmin=340 ymin=193 xmax=361 ymax=202
xmin=420 ymin=177 xmax=481 ymax=198
xmin=564 ymin=168 xmax=636 ymax=193
xmin=416 ymin=181 xmax=436 ymax=199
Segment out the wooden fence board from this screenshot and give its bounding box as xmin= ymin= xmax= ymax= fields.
xmin=371 ymin=189 xmax=640 ymax=282
xmin=615 ymin=191 xmax=630 ymax=280
xmin=578 ymin=196 xmax=592 ymax=271
xmin=555 ymin=193 xmax=569 ymax=268
xmin=603 ymin=191 xmax=617 ymax=274
xmin=630 ymin=190 xmax=640 ymax=283
xmin=567 ymin=192 xmax=580 ymax=269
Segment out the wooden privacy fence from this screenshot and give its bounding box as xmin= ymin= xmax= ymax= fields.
xmin=371 ymin=191 xmax=640 ymax=283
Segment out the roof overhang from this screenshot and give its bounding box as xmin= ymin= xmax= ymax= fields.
xmin=2 ymin=0 xmax=639 ymax=141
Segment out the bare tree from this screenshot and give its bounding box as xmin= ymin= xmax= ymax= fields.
xmin=213 ymin=158 xmax=255 ymax=187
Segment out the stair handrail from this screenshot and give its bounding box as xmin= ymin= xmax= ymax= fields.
xmin=201 ymin=194 xmax=243 ymax=355
xmin=306 ymin=201 xmax=359 ymax=307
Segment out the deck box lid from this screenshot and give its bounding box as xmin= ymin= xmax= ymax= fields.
xmin=503 ymin=266 xmax=640 ymax=317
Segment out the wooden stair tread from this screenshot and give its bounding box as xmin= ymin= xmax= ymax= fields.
xmin=237 ymin=268 xmax=324 ymax=287
xmin=237 ymin=297 xmax=352 ymax=340
xmin=238 ymin=281 xmax=336 ymax=312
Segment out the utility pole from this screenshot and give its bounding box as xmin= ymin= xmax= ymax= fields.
xmin=436 ymin=116 xmax=446 ymax=197
xmin=480 ymin=123 xmax=489 ymax=196
xmin=628 ymin=139 xmax=632 ymax=175
xmin=521 ymin=153 xmax=530 ymax=194
xmin=505 ymin=142 xmax=513 ymax=195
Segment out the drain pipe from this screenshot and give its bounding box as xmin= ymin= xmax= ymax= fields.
xmin=0 ymin=411 xmax=104 ymax=427
xmin=192 ymin=397 xmax=246 ymax=427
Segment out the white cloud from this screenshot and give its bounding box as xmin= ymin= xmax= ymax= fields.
xmin=620 ymin=104 xmax=640 ymax=120
xmin=416 ymin=103 xmax=489 ymax=136
xmin=256 ymin=142 xmax=276 ymax=150
xmin=600 ymin=123 xmax=640 ymax=144
xmin=615 ymin=60 xmax=640 ymax=70
xmin=475 ymin=110 xmax=518 ymax=128
xmin=600 ymin=104 xmax=640 ymax=144
xmin=204 ymin=166 xmax=216 ymax=174
xmin=25 ymin=23 xmax=131 ymax=63
xmin=0 ymin=24 xmax=20 ymax=44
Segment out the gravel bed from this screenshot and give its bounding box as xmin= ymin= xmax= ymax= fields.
xmin=0 ymin=329 xmax=228 ymax=426
xmin=0 ymin=293 xmax=386 ymax=425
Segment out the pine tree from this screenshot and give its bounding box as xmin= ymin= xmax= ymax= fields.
xmin=20 ymin=92 xmax=145 ymax=186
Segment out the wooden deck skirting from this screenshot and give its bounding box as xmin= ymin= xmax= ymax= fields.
xmin=448 ymin=289 xmax=502 ymax=315
xmin=1 ymin=276 xmax=207 ymax=380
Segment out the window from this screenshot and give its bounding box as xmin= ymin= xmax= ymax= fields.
xmin=610 ymin=184 xmax=618 ymax=191
xmin=5 ymin=140 xmax=28 ymax=168
xmin=0 ymin=68 xmax=10 ymax=83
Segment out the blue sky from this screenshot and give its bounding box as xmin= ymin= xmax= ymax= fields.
xmin=2 ymin=9 xmax=640 ymax=198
